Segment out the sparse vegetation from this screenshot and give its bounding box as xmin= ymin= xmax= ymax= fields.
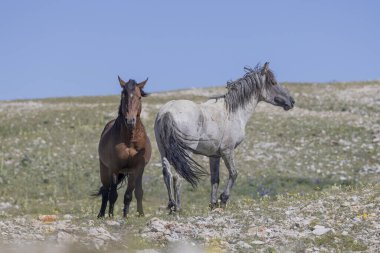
xmin=0 ymin=81 xmax=379 ymax=252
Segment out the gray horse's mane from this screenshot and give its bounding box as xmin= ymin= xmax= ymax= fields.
xmin=210 ymin=64 xmax=276 ymax=112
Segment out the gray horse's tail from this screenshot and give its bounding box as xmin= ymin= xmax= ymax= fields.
xmin=157 ymin=113 xmax=207 ymax=187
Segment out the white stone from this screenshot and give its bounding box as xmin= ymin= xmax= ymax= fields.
xmin=63 ymin=214 xmax=73 ymax=220
xmin=57 ymin=231 xmax=77 ymax=243
xmin=237 ymin=241 xmax=252 ymax=249
xmin=105 ymin=220 xmax=120 ymax=226
xmin=0 ymin=202 xmax=12 ymax=210
xmin=312 ymin=225 xmax=331 ymax=235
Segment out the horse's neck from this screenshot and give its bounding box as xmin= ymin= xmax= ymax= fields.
xmin=117 ymin=117 xmax=143 ymax=145
xmin=230 ymin=97 xmax=259 ymax=127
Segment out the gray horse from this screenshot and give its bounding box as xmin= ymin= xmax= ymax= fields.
xmin=154 ymin=62 xmax=295 ymax=211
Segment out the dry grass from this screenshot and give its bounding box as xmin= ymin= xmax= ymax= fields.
xmin=0 ymin=81 xmax=379 ymax=252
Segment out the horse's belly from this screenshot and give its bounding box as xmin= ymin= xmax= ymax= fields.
xmin=195 ymin=140 xmax=220 ymax=157
xmin=99 ymin=145 xmax=139 ymax=172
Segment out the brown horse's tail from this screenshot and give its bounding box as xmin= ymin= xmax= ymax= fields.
xmin=156 ymin=113 xmax=207 ymax=187
xmin=91 ymin=174 xmax=127 ymax=197
xmin=91 ymin=186 xmax=106 ymax=197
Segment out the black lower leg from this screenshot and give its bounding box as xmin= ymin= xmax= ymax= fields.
xmin=108 ymin=173 xmax=118 ymax=217
xmin=98 ymin=187 xmax=109 ymax=218
xmin=135 ymin=173 xmax=144 ymax=216
xmin=108 ymin=184 xmax=118 ymax=217
xmin=123 ymin=174 xmax=136 ymax=218
xmin=123 ymin=191 xmax=133 ymax=217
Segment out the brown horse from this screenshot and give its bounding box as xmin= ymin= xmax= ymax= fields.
xmin=94 ymin=76 xmax=151 ymax=218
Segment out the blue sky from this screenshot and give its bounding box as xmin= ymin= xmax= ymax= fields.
xmin=0 ymin=1 xmax=379 ymax=100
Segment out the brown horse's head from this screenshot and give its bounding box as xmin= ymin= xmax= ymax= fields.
xmin=118 ymin=76 xmax=148 ymax=128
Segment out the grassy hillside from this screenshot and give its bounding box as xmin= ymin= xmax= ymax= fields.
xmin=0 ymin=82 xmax=379 ymax=252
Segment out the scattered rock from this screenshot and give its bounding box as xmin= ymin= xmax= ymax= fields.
xmin=312 ymin=225 xmax=331 ymax=236
xmin=0 ymin=202 xmax=12 ymax=210
xmin=211 ymin=208 xmax=224 ymax=214
xmin=105 ymin=220 xmax=120 ymax=226
xmin=63 ymin=214 xmax=73 ymax=220
xmin=136 ymin=249 xmax=160 ymax=253
xmin=38 ymin=215 xmax=58 ymax=223
xmin=88 ymin=227 xmax=117 ymax=241
xmin=93 ymin=238 xmax=105 ymax=250
xmin=237 ymin=240 xmax=252 ymax=249
xmin=57 ymin=231 xmax=77 ymax=244
xmin=252 ymin=240 xmax=265 ymax=245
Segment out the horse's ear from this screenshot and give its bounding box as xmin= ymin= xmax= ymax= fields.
xmin=262 ymin=62 xmax=270 ymax=74
xmin=137 ymin=78 xmax=148 ymax=89
xmin=118 ymin=76 xmax=126 ymax=88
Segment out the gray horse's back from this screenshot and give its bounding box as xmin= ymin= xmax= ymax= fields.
xmin=155 ymin=99 xmax=227 ymax=156
xmin=156 ymin=100 xmax=202 ymax=134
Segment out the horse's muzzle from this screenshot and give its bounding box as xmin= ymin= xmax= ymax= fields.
xmin=126 ymin=117 xmax=136 ymax=127
xmin=274 ymin=96 xmax=295 ymax=111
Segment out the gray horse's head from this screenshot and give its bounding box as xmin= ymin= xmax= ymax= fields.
xmin=259 ymin=62 xmax=295 ymax=110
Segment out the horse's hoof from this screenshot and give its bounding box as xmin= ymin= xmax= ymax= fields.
xmin=219 ymin=201 xmax=227 ymax=209
xmin=137 ymin=212 xmax=145 ymax=217
xmin=97 ymin=212 xmax=105 ymax=219
xmin=220 ymin=193 xmax=229 ymax=205
xmin=168 ymin=206 xmax=178 ymax=215
xmin=166 ymin=201 xmax=175 ymax=210
xmin=209 ymin=202 xmax=218 ymax=210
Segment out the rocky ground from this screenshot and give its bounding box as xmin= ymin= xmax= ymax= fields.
xmin=0 ymin=183 xmax=379 ymax=252
xmin=0 ymin=81 xmax=379 ymax=252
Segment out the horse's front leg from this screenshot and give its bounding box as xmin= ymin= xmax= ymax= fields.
xmin=134 ymin=168 xmax=144 ymax=216
xmin=123 ymin=173 xmax=136 ymax=218
xmin=220 ymin=152 xmax=238 ymax=207
xmin=209 ymin=157 xmax=220 ymax=209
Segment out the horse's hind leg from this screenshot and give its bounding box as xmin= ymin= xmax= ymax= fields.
xmin=162 ymin=156 xmax=177 ymax=212
xmin=97 ymin=161 xmax=110 ymax=218
xmin=173 ymin=172 xmax=182 ymax=211
xmin=209 ymin=157 xmax=220 ymax=209
xmin=97 ymin=186 xmax=109 ymax=218
xmin=108 ymin=173 xmax=118 ymax=217
xmin=123 ymin=173 xmax=136 ymax=218
xmin=134 ymin=169 xmax=144 ymax=216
